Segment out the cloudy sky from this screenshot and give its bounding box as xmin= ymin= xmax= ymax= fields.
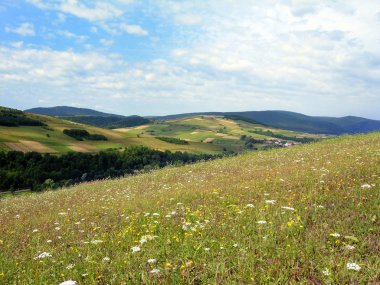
xmin=0 ymin=0 xmax=379 ymax=119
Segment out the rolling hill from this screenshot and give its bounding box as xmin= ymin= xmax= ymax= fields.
xmin=25 ymin=106 xmax=121 ymax=117
xmin=25 ymin=106 xmax=150 ymax=129
xmin=117 ymin=115 xmax=326 ymax=153
xmin=155 ymin=111 xmax=380 ymax=135
xmin=0 ymin=107 xmax=225 ymax=154
xmin=1 ymin=132 xmax=379 ymax=284
xmin=1 ymin=107 xmax=325 ymax=155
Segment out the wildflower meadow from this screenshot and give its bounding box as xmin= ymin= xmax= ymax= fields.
xmin=0 ymin=133 xmax=379 ymax=284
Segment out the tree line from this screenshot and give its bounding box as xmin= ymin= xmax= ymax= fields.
xmin=0 ymin=146 xmax=216 ymax=192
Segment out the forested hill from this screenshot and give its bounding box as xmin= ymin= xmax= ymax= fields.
xmin=25 ymin=106 xmax=120 ymax=117
xmin=25 ymin=106 xmax=150 ymax=128
xmin=155 ymin=110 xmax=380 ymax=135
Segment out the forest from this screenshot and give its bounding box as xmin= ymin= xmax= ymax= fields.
xmin=0 ymin=107 xmax=45 ymax=127
xmin=0 ymin=146 xmax=216 ymax=192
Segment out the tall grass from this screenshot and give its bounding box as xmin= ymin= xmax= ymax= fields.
xmin=0 ymin=133 xmax=379 ymax=284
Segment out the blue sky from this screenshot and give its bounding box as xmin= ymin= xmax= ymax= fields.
xmin=0 ymin=0 xmax=379 ymax=119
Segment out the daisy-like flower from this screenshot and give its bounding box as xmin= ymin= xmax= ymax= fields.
xmin=66 ymin=264 xmax=74 ymax=270
xmin=147 ymin=259 xmax=156 ymax=264
xmin=34 ymin=252 xmax=52 ymax=260
xmin=361 ymin=184 xmax=371 ymax=188
xmin=59 ymin=281 xmax=77 ymax=285
xmin=131 ymin=246 xmax=141 ymax=253
xmin=281 ymin=206 xmax=295 ymax=211
xmin=346 ymin=262 xmax=361 ymax=271
xmin=103 ymin=257 xmax=111 ymax=262
xmin=322 ymin=268 xmax=330 ymax=276
xmin=343 ymin=245 xmax=355 ymax=251
xmin=257 ymin=220 xmax=267 ymax=224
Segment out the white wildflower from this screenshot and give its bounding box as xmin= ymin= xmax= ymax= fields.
xmin=281 ymin=206 xmax=295 ymax=211
xmin=152 ymin=213 xmax=160 ymax=216
xmin=131 ymin=246 xmax=141 ymax=253
xmin=32 ymin=229 xmax=39 ymax=233
xmin=346 ymin=262 xmax=361 ymax=271
xmin=265 ymin=200 xmax=276 ymax=204
xmin=59 ymin=281 xmax=77 ymax=285
xmin=34 ymin=252 xmax=52 ymax=260
xmin=147 ymin=259 xmax=157 ymax=264
xmin=330 ymin=233 xmax=340 ymax=238
xmin=343 ymin=245 xmax=355 ymax=251
xmin=245 ymin=204 xmax=254 ymax=208
xmin=90 ymin=240 xmax=103 ymax=245
xmin=322 ymin=268 xmax=330 ymax=276
xmin=204 ymin=248 xmax=210 ymax=251
xmin=58 ymin=212 xmax=67 ymax=216
xmin=361 ymin=183 xmax=371 ymax=188
xmin=150 ymin=268 xmax=160 ymax=274
xmin=66 ymin=264 xmax=74 ymax=270
xmin=257 ymin=220 xmax=267 ymax=224
xmin=47 ymin=240 xmax=52 ymax=243
xmin=103 ymin=257 xmax=111 ymax=262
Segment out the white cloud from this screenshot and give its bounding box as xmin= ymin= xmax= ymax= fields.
xmin=100 ymin=39 xmax=114 ymax=46
xmin=27 ymin=0 xmax=123 ymax=22
xmin=174 ymin=14 xmax=202 ymax=25
xmin=5 ymin=22 xmax=35 ymax=36
xmin=58 ymin=30 xmax=88 ymax=42
xmin=120 ymin=24 xmax=148 ymax=36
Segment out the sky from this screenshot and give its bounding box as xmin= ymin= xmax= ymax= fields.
xmin=0 ymin=0 xmax=379 ymax=119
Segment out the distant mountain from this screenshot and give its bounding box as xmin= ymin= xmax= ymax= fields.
xmin=25 ymin=106 xmax=122 ymax=117
xmin=25 ymin=106 xmax=150 ymax=128
xmin=155 ymin=111 xmax=380 ymax=135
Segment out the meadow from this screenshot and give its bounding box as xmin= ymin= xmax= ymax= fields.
xmin=0 ymin=132 xmax=379 ymax=284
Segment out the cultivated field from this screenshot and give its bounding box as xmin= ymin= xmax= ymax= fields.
xmin=118 ymin=115 xmax=326 ymax=153
xmin=0 ymin=133 xmax=379 ymax=284
xmin=0 ymin=113 xmax=224 ymax=154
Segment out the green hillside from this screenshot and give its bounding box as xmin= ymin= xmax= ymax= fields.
xmin=0 ymin=132 xmax=378 ymax=284
xmin=25 ymin=106 xmax=151 ymax=129
xmin=0 ymin=108 xmax=325 ymax=155
xmin=156 ymin=111 xmax=380 ymax=135
xmin=116 ymin=115 xmax=326 ymax=153
xmin=0 ymin=110 xmax=224 ymax=154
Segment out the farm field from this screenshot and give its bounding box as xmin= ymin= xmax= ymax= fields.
xmin=0 ymin=113 xmax=224 ymax=154
xmin=0 ymin=132 xmax=378 ymax=284
xmin=0 ymin=110 xmax=325 ymax=155
xmin=115 ymin=115 xmax=326 ymax=153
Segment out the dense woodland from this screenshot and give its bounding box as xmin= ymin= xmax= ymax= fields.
xmin=63 ymin=129 xmax=108 ymax=141
xmin=0 ymin=146 xmax=215 ymax=192
xmin=157 ymin=136 xmax=189 ymax=145
xmin=0 ymin=107 xmax=45 ymax=127
xmin=62 ymin=115 xmax=150 ymax=129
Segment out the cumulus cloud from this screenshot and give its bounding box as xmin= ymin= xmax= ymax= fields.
xmin=5 ymin=22 xmax=35 ymax=36
xmin=27 ymin=0 xmax=123 ymax=22
xmin=2 ymin=0 xmax=380 ymax=118
xmin=120 ymin=24 xmax=148 ymax=36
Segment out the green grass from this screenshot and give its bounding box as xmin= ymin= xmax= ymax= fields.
xmin=0 ymin=132 xmax=379 ymax=284
xmin=119 ymin=116 xmax=328 ymax=154
xmin=0 ymin=114 xmax=223 ymax=154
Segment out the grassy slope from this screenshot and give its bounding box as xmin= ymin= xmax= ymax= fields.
xmin=0 ymin=113 xmax=223 ymax=154
xmin=117 ymin=115 xmax=325 ymax=153
xmin=0 ymin=132 xmax=379 ymax=284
